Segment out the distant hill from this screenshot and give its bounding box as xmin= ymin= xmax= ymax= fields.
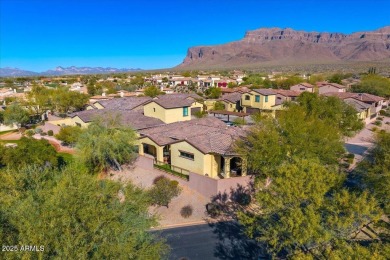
xmin=177 ymin=26 xmax=390 ymax=69
xmin=0 ymin=67 xmax=39 ymax=77
xmin=0 ymin=66 xmax=143 ymax=77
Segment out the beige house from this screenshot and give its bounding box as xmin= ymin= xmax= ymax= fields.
xmin=219 ymin=92 xmax=243 ymax=112
xmin=318 ymin=83 xmax=347 ymax=94
xmin=92 ymin=96 xmax=152 ymax=111
xmin=343 ymin=98 xmax=372 ymax=124
xmin=322 ymin=92 xmax=386 ymax=122
xmin=290 ymin=83 xmax=314 ymax=93
xmin=138 ymin=117 xmax=246 ymax=179
xmin=52 ymin=109 xmax=165 ymax=130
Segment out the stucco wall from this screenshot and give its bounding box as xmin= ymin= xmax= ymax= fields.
xmin=170 ymin=141 xmax=205 ymax=175
xmin=138 ymin=137 xmax=164 ymax=162
xmin=144 ymin=102 xmax=190 ymax=124
xmin=188 ymin=172 xmax=253 ymax=198
xmin=241 ymin=91 xmax=276 ymax=110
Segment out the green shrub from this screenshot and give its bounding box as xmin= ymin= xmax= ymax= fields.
xmin=148 ymin=178 xmax=182 ymax=208
xmin=374 ymin=120 xmax=382 ymax=126
xmin=35 ymin=128 xmax=43 ymax=134
xmin=346 ymin=153 xmax=355 ymax=159
xmin=48 ymin=130 xmax=54 ymax=136
xmin=372 ymin=126 xmax=378 ymax=132
xmin=180 ymin=205 xmax=193 ymax=218
xmin=25 ymin=129 xmax=34 ymax=137
xmin=40 ymin=132 xmax=47 ymax=136
xmin=377 ymin=117 xmax=384 ymax=121
xmin=194 ymin=110 xmax=207 ymax=118
xmin=153 ymin=175 xmax=167 ymax=185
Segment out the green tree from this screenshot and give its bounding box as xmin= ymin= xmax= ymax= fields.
xmin=55 ymin=125 xmax=83 ymax=146
xmin=144 ymin=85 xmax=162 ymax=98
xmin=148 ymin=178 xmax=182 ymax=208
xmin=213 ymin=101 xmax=225 ymax=110
xmin=76 ymin=113 xmax=138 ymax=173
xmin=3 ymin=103 xmax=30 ymax=130
xmin=359 ymin=131 xmax=390 ymax=215
xmin=296 ymin=92 xmax=364 ymax=136
xmin=351 ymin=74 xmax=390 ymax=97
xmin=1 ymin=137 xmax=58 ymax=169
xmin=205 ymin=87 xmax=221 ymax=99
xmin=0 ymin=165 xmax=168 ymax=259
xmin=328 ymin=73 xmax=344 ymax=84
xmin=238 ymin=158 xmax=380 ymax=258
xmin=52 ymin=89 xmax=89 ymax=113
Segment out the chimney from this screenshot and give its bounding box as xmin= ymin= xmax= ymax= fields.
xmin=102 ymin=92 xmax=106 ymax=97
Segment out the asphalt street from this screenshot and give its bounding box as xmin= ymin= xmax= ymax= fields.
xmin=155 ymin=222 xmax=263 ymax=260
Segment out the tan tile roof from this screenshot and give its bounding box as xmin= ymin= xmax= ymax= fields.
xmin=220 ymin=92 xmax=242 ymax=103
xmin=344 ymin=98 xmax=372 ymax=112
xmin=273 ymin=89 xmax=301 ymax=97
xmin=139 ymin=117 xmax=245 ymax=155
xmin=95 ymin=96 xmax=152 ymax=110
xmin=71 ymin=109 xmax=165 ymax=130
xmin=320 ymin=83 xmax=347 ymax=89
xmin=322 ymin=92 xmax=384 ymax=103
xmin=252 ymin=89 xmax=276 ymax=96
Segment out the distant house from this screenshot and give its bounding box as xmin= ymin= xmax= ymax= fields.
xmin=138 ymin=117 xmax=247 ymax=179
xmin=93 ymin=96 xmax=152 ymax=111
xmin=318 ymin=83 xmax=347 ymax=94
xmin=322 ymin=92 xmax=386 ymax=120
xmin=63 ymin=109 xmax=165 ymax=130
xmin=240 ymin=89 xmax=277 ymax=114
xmin=219 ymin=92 xmax=243 ymax=112
xmin=290 ymin=83 xmax=314 ymax=93
xmin=273 ymin=89 xmax=301 ymax=105
xmin=343 ymin=98 xmax=372 ymax=124
xmin=143 ymin=97 xmax=194 ymax=124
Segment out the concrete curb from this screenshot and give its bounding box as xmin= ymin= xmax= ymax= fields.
xmin=151 ymin=220 xmax=208 ymax=230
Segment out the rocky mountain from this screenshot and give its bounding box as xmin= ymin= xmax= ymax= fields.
xmin=0 ymin=67 xmax=39 ymax=77
xmin=0 ymin=66 xmax=142 ymax=77
xmin=42 ymin=66 xmax=142 ymax=76
xmin=178 ymin=26 xmax=390 ymax=69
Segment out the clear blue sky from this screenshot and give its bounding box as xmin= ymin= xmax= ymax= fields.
xmin=1 ymin=0 xmax=389 ymax=71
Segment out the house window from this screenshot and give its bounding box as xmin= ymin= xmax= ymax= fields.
xmin=179 ymin=150 xmax=194 ymax=160
xmin=183 ymin=107 xmax=189 ymax=116
xmin=153 ymin=108 xmax=156 ymax=112
xmin=245 ymin=95 xmax=250 ymax=100
xmin=300 ymin=88 xmax=305 ymax=91
xmin=255 ymin=95 xmax=260 ymax=102
xmin=265 ymin=96 xmax=268 ymax=102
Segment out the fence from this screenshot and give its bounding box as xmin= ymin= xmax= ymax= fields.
xmin=153 ymin=160 xmax=190 ymax=180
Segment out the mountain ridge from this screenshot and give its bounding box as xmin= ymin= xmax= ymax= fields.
xmin=178 ymin=26 xmax=390 ymax=69
xmin=0 ymin=66 xmax=143 ymax=77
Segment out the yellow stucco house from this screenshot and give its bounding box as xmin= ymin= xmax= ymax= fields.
xmin=143 ymin=94 xmax=204 ymax=123
xmin=138 ymin=117 xmax=247 ymax=179
xmin=240 ymin=89 xmax=277 ymax=115
xmin=219 ymin=92 xmax=244 ymax=112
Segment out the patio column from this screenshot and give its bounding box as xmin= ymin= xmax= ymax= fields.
xmin=224 ymin=156 xmax=232 ymax=178
xmin=241 ymin=158 xmax=247 ymax=176
xmin=139 ymin=143 xmax=144 ymax=156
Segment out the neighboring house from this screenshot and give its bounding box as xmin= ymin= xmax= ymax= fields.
xmin=55 ymin=109 xmax=165 ymax=130
xmin=240 ymin=89 xmax=277 ymax=114
xmin=343 ymin=98 xmax=372 ymax=124
xmin=273 ymin=89 xmax=301 ymax=105
xmin=219 ymin=92 xmax=243 ymax=112
xmin=322 ymin=92 xmax=386 ymax=120
xmin=318 ymin=83 xmax=347 ymax=94
xmin=138 ymin=117 xmax=247 ymax=179
xmin=169 ymin=77 xmax=191 ymax=86
xmin=290 ymin=83 xmax=314 ymax=93
xmin=93 ymin=96 xmax=152 ymax=111
xmin=143 ymin=97 xmax=194 ymax=124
